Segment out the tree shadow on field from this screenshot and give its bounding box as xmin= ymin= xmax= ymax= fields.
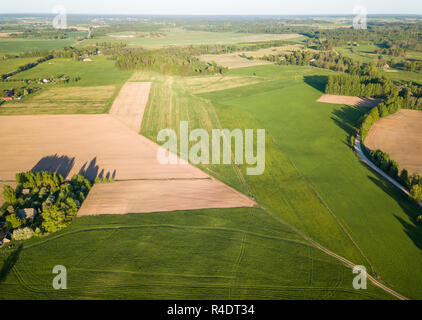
xmin=304 ymin=75 xmax=328 ymax=93
xmin=331 ymin=106 xmax=366 ymax=135
xmin=78 ymin=157 xmax=117 ymax=181
xmin=394 ymin=215 xmax=422 ymax=251
xmin=0 ymin=244 xmax=23 ymax=285
xmin=32 ymin=154 xmax=75 ymax=179
xmin=32 ymin=155 xmax=117 ymax=181
xmin=367 ymin=175 xmax=422 ymax=251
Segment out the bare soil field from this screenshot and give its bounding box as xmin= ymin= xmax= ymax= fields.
xmin=317 ymin=94 xmax=382 ymax=107
xmin=78 ymin=179 xmax=255 ymax=215
xmin=0 ymin=113 xmax=255 ymax=214
xmin=365 ymin=109 xmax=422 ymax=175
xmin=0 ymin=114 xmax=207 ymax=181
xmin=109 ymin=81 xmax=151 ymax=132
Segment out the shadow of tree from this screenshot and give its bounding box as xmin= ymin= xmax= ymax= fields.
xmin=331 ymin=106 xmax=367 ymax=137
xmin=32 ymin=154 xmax=75 ymax=179
xmin=394 ymin=215 xmax=422 ymax=251
xmin=0 ymin=244 xmax=23 ymax=285
xmin=304 ymin=75 xmax=329 ymax=93
xmin=31 ymin=155 xmax=117 ymax=181
xmin=78 ymin=157 xmax=116 ymax=181
xmin=367 ymin=175 xmax=422 ymax=250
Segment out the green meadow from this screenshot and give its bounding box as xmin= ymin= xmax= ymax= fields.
xmin=0 ymin=39 xmax=74 ymax=55
xmin=10 ymin=56 xmax=132 ymax=86
xmin=0 ymin=56 xmax=132 ymax=115
xmin=134 ymin=65 xmax=422 ymax=299
xmin=0 ymin=57 xmax=44 ymax=75
xmin=1 ymin=55 xmax=421 ymax=300
xmin=199 ymin=65 xmax=422 ymax=299
xmin=79 ymin=29 xmax=304 ymax=48
xmin=0 ymin=208 xmax=390 ymax=299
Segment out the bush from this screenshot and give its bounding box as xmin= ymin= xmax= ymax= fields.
xmin=2 ymin=185 xmax=17 ymax=205
xmin=349 ymin=135 xmax=355 ymax=148
xmin=12 ymin=227 xmax=34 ymax=240
xmin=5 ymin=213 xmax=22 ymax=230
xmin=410 ymin=184 xmax=422 ymax=203
xmin=388 ymin=160 xmax=399 ymax=179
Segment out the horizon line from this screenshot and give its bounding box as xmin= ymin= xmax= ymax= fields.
xmin=1 ymin=13 xmax=422 ymax=16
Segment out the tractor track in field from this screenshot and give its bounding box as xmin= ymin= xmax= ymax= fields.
xmin=260 ymin=206 xmax=408 ymax=300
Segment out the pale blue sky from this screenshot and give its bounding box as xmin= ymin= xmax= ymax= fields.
xmin=1 ymin=0 xmax=421 ymax=15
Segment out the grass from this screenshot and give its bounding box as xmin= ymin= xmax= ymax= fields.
xmin=80 ymin=29 xmax=303 ymax=49
xmin=199 ymin=64 xmax=422 ymax=299
xmin=383 ymin=69 xmax=422 ymax=85
xmin=0 ymin=39 xmax=74 ymax=55
xmin=0 ymin=57 xmax=43 ymax=75
xmin=0 ymin=207 xmax=391 ymax=299
xmin=10 ymin=56 xmax=132 ymax=87
xmin=1 ymin=58 xmax=421 ymax=299
xmin=0 ymin=85 xmax=118 ymax=115
xmin=0 ymin=56 xmax=133 ymax=115
xmin=334 ymin=45 xmax=379 ymax=63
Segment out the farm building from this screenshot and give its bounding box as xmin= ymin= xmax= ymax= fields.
xmin=17 ymin=208 xmax=37 ymax=220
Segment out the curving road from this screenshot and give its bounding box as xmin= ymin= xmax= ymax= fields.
xmin=354 ymin=135 xmax=422 ymax=208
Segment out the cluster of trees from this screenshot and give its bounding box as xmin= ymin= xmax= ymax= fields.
xmin=360 ymin=97 xmax=403 ymax=140
xmin=115 ymin=48 xmax=227 ymax=76
xmin=368 ymin=149 xmax=422 ymax=203
xmin=375 ymin=46 xmax=406 ymax=57
xmin=52 ymin=46 xmax=99 ymax=60
xmin=0 ymin=172 xmax=92 ymax=241
xmin=2 ymin=86 xmax=39 ymax=98
xmin=325 ymin=73 xmax=395 ymax=98
xmin=304 ymin=23 xmax=422 ymax=48
xmin=390 ymin=60 xmax=422 ymax=73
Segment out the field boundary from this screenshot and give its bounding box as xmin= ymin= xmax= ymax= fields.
xmin=354 ymin=136 xmax=422 ymax=208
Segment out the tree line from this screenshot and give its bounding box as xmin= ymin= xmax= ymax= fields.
xmin=115 ymin=47 xmax=227 ymax=76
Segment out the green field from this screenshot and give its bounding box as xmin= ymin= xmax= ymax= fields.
xmin=0 ymin=56 xmax=132 ymax=115
xmin=334 ymin=45 xmax=379 ymax=63
xmin=0 ymin=57 xmax=43 ymax=75
xmin=1 ymin=62 xmax=421 ymax=300
xmin=200 ymin=65 xmax=422 ymax=299
xmin=79 ymin=29 xmax=304 ymax=48
xmin=0 ymin=39 xmax=74 ymax=55
xmin=0 ymin=208 xmax=391 ymax=299
xmin=10 ymin=56 xmax=132 ymax=86
xmin=138 ymin=64 xmax=422 ymax=299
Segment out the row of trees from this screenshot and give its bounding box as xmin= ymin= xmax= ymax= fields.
xmin=368 ymin=149 xmax=422 ymax=203
xmin=0 ymin=55 xmax=53 ymax=80
xmin=360 ymin=97 xmax=403 ymax=140
xmin=325 ymin=74 xmax=396 ymax=98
